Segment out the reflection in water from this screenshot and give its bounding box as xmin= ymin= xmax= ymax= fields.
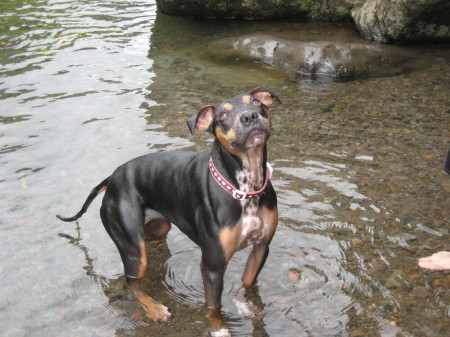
xmin=58 ymin=231 xmax=147 ymax=330
xmin=1 ymin=0 xmax=449 ymax=336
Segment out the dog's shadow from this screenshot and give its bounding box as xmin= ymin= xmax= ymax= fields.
xmin=59 ymin=227 xmax=270 ymax=336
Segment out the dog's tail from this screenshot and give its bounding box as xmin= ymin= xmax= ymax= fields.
xmin=56 ymin=177 xmax=109 ymax=222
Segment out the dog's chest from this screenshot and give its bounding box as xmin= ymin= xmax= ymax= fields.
xmin=235 ymin=168 xmax=266 ymax=249
xmin=237 ymin=213 xmax=265 ymax=249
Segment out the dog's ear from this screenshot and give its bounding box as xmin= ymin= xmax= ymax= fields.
xmin=250 ymin=87 xmax=281 ymax=106
xmin=187 ymin=105 xmax=215 ymax=135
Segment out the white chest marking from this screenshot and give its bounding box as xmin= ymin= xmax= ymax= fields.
xmin=236 ymin=167 xmax=266 ymax=249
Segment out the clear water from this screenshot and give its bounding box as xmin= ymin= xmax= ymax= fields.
xmin=1 ymin=1 xmax=449 ymax=336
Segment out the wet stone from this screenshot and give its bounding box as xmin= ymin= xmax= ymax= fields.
xmin=418 ymin=325 xmax=440 ymax=337
xmin=399 ymin=233 xmax=418 ymax=242
xmin=424 ymin=309 xmax=440 ymax=319
xmin=367 ymin=262 xmax=385 ymax=275
xmin=382 ymin=304 xmax=394 ymax=312
xmin=412 ymin=286 xmax=428 ymax=298
xmin=418 ymin=238 xmax=438 ymax=251
xmin=444 ymin=277 xmax=450 ymax=289
xmin=437 ymin=227 xmax=449 ymax=236
xmin=329 ymin=227 xmax=352 ymax=236
xmin=385 ymin=270 xmax=408 ymax=289
xmin=432 ymin=279 xmax=444 ymax=288
xmin=351 ymin=330 xmax=366 ymax=337
xmin=351 ymin=238 xmax=364 ymax=247
xmin=374 ymin=230 xmax=386 ymax=240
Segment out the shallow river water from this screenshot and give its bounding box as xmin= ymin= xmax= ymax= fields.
xmin=1 ymin=1 xmax=449 ymax=337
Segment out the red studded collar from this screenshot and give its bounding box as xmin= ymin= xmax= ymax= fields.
xmin=208 ymin=156 xmax=273 ymax=200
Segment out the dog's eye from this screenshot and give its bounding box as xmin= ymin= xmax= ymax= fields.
xmin=219 ymin=112 xmax=228 ymax=120
xmin=253 ymin=100 xmax=260 ymax=107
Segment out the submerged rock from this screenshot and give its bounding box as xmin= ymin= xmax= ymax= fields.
xmin=207 ymin=34 xmax=409 ymax=81
xmin=412 ymin=286 xmax=428 ymax=298
xmin=385 ymin=270 xmax=408 ymax=289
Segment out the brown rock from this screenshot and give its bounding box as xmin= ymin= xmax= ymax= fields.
xmin=351 ymin=330 xmax=366 ymax=337
xmin=412 ymin=286 xmax=428 ymax=298
xmin=367 ymin=262 xmax=385 ymax=275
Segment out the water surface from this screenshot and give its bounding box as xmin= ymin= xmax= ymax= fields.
xmin=1 ymin=1 xmax=449 ymax=337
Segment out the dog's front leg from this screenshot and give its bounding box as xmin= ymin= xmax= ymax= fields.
xmin=241 ymin=243 xmax=270 ymax=288
xmin=200 ymin=254 xmax=230 ymax=337
xmin=231 ymin=243 xmax=270 ymax=320
xmin=242 ymin=206 xmax=278 ymax=288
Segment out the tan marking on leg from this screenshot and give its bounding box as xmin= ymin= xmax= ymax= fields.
xmin=259 ymin=206 xmax=278 ymax=239
xmin=219 ymin=223 xmax=242 ymax=262
xmin=138 ymin=240 xmax=147 ymax=278
xmin=207 ymin=307 xmax=225 ymax=330
xmin=241 ymin=244 xmax=268 ymax=288
xmin=124 ymin=240 xmax=171 ymax=321
xmin=127 ymin=280 xmax=171 ymax=321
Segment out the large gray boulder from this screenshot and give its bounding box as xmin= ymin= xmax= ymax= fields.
xmin=207 ymin=35 xmax=409 ymax=81
xmin=155 ymin=0 xmax=450 ymax=43
xmin=351 ymin=0 xmax=450 ymax=43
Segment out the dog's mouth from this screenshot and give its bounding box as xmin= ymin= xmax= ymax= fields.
xmin=248 ymin=129 xmax=267 ymax=145
xmin=242 ymin=128 xmax=270 ymax=147
xmin=232 ymin=119 xmax=271 ymax=150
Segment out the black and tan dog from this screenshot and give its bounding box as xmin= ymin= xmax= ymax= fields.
xmin=57 ymin=87 xmax=280 ymax=336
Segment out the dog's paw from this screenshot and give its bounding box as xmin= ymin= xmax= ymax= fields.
xmin=143 ymin=302 xmax=171 ymax=322
xmin=210 ymin=328 xmax=231 ymax=337
xmin=233 ymin=298 xmax=258 ymax=318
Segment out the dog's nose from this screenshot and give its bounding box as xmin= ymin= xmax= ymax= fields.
xmin=240 ymin=111 xmax=259 ymax=126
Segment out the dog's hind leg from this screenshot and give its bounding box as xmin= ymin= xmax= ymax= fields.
xmin=100 ymin=201 xmax=171 ymax=321
xmin=143 ymin=218 xmax=172 ymax=241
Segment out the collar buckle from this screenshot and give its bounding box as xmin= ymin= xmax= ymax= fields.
xmin=232 ymin=190 xmax=247 ymax=200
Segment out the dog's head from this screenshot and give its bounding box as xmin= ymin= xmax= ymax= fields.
xmin=187 ymin=87 xmax=280 ymax=155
